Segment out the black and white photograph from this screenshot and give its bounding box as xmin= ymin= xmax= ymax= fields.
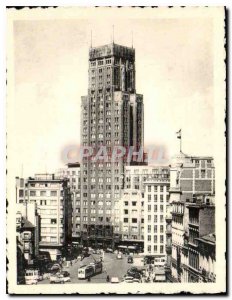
xmin=6 ymin=6 xmax=226 ymax=294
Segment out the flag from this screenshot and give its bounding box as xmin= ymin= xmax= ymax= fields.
xmin=176 ymin=129 xmax=181 ymax=139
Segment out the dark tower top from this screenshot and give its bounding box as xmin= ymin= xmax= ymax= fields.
xmin=88 ymin=43 xmax=136 ymax=93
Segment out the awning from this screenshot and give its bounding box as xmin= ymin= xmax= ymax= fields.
xmin=128 ymin=246 xmax=137 ymax=250
xmin=118 ymin=245 xmax=127 ymax=249
xmin=72 ymin=242 xmax=79 ymax=245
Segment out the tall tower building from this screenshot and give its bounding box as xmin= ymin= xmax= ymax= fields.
xmin=80 ymin=43 xmax=144 ymax=247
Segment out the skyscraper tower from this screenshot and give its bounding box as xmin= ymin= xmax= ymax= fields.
xmin=80 ymin=42 xmax=144 ymax=247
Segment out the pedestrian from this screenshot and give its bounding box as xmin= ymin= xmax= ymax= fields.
xmin=106 ymin=275 xmax=110 ymax=282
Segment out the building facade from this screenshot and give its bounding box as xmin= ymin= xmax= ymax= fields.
xmin=80 ymin=43 xmax=144 ymax=247
xmin=113 ymin=189 xmax=144 ymax=250
xmin=16 ymin=174 xmax=72 ymax=260
xmin=166 ymin=152 xmax=215 ymax=282
xmin=57 ymin=163 xmax=81 ymax=241
xmin=186 ymin=194 xmax=215 ymax=282
xmin=143 ymin=167 xmax=170 ymax=259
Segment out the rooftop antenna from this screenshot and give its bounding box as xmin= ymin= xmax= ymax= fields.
xmin=112 ymin=25 xmax=114 ymax=44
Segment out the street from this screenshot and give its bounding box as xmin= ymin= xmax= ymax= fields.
xmin=38 ymin=252 xmax=131 ymax=284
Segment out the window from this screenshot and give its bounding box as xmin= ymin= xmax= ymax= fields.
xmin=154 ymin=235 xmax=157 ymax=243
xmin=154 ymin=225 xmax=157 ymax=233
xmin=154 ymin=205 xmax=157 ymax=212
xmin=160 ymin=245 xmax=164 ymax=253
xmin=132 ymin=201 xmax=137 ymax=206
xmin=201 ymin=169 xmax=206 ymax=178
xmin=160 ymin=235 xmax=164 ymax=243
xmin=154 ymin=245 xmax=157 ymax=253
xmin=132 ymin=218 xmax=137 ymax=223
xmin=160 ymin=225 xmax=164 ymax=233
xmin=154 ymin=195 xmax=157 ymax=202
xmin=148 ymin=205 xmax=151 ymax=212
xmin=40 ymin=200 xmax=47 ymax=205
xmin=19 ymin=190 xmax=24 ymax=197
xmin=51 ymin=218 xmax=57 ymax=224
xmin=124 ymin=209 xmax=128 ymax=215
xmin=160 ymin=186 xmax=163 ymax=192
xmin=40 ymin=191 xmax=46 ymax=196
xmin=148 ymin=195 xmax=151 ymax=201
xmin=51 ymin=191 xmax=57 ymax=196
xmin=124 ymin=218 xmax=128 ymax=223
xmin=30 ymin=191 xmax=36 ymax=197
xmin=148 ymin=186 xmax=151 ymax=192
xmin=148 ymin=235 xmax=151 ymax=241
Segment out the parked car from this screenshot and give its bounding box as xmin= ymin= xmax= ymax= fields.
xmin=111 ymin=277 xmax=120 ymax=284
xmin=117 ymin=253 xmax=122 ymax=259
xmin=133 ymin=278 xmax=141 ymax=283
xmin=123 ymin=276 xmax=134 ymax=283
xmin=51 ymin=263 xmax=61 ymax=271
xmin=50 ymin=274 xmax=64 ymax=284
xmin=60 ymin=272 xmax=71 ymax=283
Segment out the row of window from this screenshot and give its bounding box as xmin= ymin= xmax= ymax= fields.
xmin=148 ymin=194 xmax=169 ymax=201
xmin=147 ymin=245 xmax=164 ymax=254
xmin=147 ymin=225 xmax=164 ymax=233
xmin=147 ymin=186 xmax=169 ymax=192
xmin=82 ymin=216 xmax=111 ymax=222
xmin=147 ymin=204 xmax=165 ymax=213
xmin=29 ymin=190 xmax=60 ymax=197
xmin=147 ymin=234 xmax=164 ymax=243
xmin=90 ymin=59 xmax=112 ymax=67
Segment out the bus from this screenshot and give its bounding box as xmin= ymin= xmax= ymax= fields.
xmin=89 ymin=261 xmax=103 ymax=274
xmin=25 ymin=269 xmax=40 ymax=285
xmin=77 ymin=265 xmax=94 ymax=279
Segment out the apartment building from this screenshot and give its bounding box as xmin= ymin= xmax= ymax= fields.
xmin=17 ymin=174 xmax=72 ymax=260
xmin=143 ymin=167 xmax=170 ymax=259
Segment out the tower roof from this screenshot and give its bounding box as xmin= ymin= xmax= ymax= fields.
xmin=89 ymin=43 xmax=135 ymax=60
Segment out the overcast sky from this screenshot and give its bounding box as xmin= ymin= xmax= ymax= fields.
xmin=10 ymin=8 xmax=216 ymax=177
